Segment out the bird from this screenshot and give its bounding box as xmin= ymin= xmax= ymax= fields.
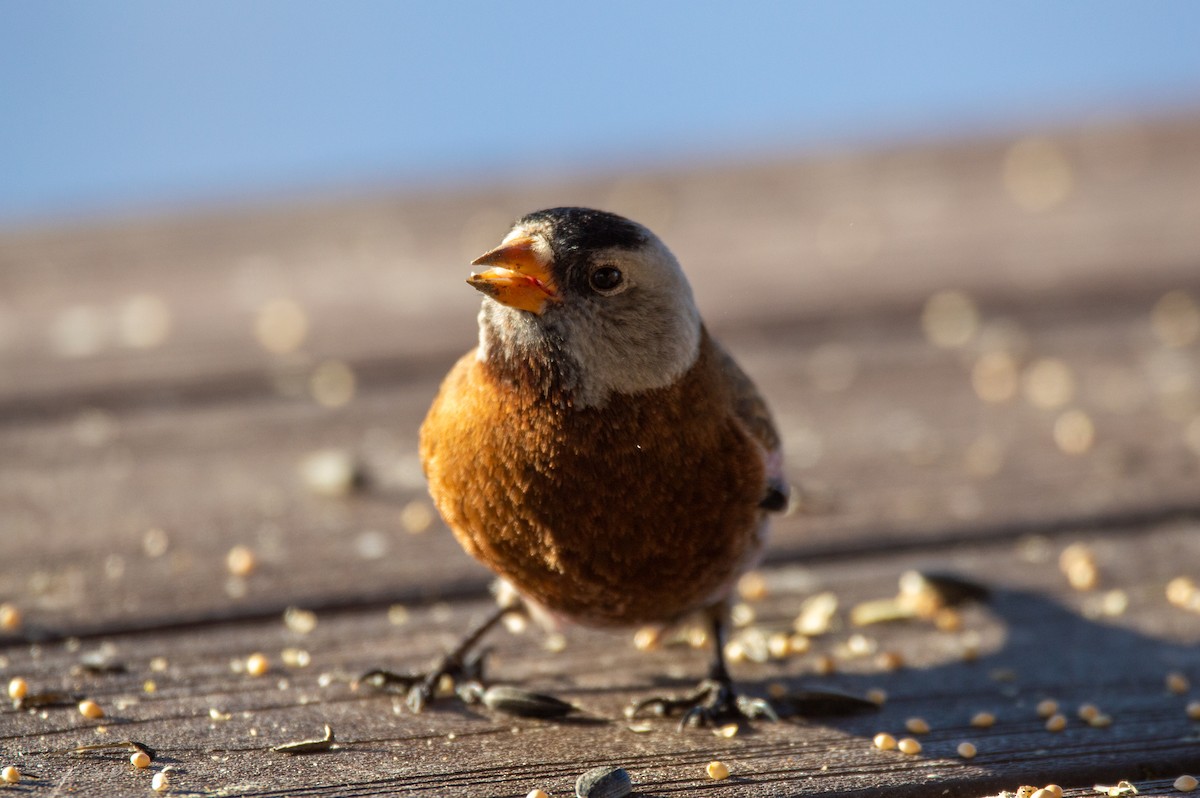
xmin=404 ymin=207 xmax=788 ymax=725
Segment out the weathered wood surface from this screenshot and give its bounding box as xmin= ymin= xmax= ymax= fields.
xmin=2 ymin=114 xmax=1199 ymax=796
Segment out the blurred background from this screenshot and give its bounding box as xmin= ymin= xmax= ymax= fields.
xmin=3 ymin=1 xmax=1200 ymax=225
xmin=2 ymin=1 xmax=1200 ymax=630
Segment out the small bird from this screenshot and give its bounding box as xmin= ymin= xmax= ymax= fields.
xmin=410 ymin=207 xmax=787 ymax=724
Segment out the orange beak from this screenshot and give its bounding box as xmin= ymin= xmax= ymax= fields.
xmin=468 ymin=236 xmax=559 ymax=314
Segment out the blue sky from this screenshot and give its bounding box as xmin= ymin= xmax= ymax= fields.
xmin=2 ymin=1 xmax=1200 ymax=225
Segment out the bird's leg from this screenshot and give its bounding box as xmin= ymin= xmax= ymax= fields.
xmin=358 ymin=601 xmax=525 ymax=713
xmin=626 ymin=603 xmax=778 ymax=728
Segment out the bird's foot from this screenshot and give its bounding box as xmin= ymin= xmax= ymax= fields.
xmin=626 ymin=677 xmax=778 ymax=729
xmin=356 ymin=647 xmax=489 ymax=713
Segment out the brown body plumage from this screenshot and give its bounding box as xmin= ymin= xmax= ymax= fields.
xmin=420 ymin=327 xmax=769 ymax=625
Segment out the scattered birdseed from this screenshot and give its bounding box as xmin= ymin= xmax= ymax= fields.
xmin=527 ymin=790 xmax=551 ymax=798
xmin=1045 ymin=713 xmax=1067 ymax=732
xmin=272 ymin=724 xmax=336 ymax=754
xmin=151 ymin=769 xmax=170 ymax=791
xmin=1167 ymin=577 xmax=1197 ymax=608
xmin=737 ymin=571 xmax=768 ymax=602
xmin=226 ymin=545 xmax=257 ymax=577
xmin=2 ymin=766 xmax=19 ymax=784
xmin=788 ymin=634 xmax=811 ymax=654
xmin=794 ymin=592 xmax=838 ymax=636
xmin=131 ymin=751 xmax=151 ymax=768
xmin=706 ymin=761 xmax=730 ymax=781
xmin=631 ymin=626 xmax=658 ymax=651
xmin=730 ymin=602 xmax=756 ymax=627
xmin=849 ymin=597 xmax=918 ymax=626
xmin=812 ymin=653 xmax=837 ymax=675
xmin=149 ymin=656 xmax=169 ymax=672
xmin=300 ymin=449 xmax=363 ymax=497
xmin=714 ymin=723 xmax=739 ymax=738
xmin=281 ymin=648 xmax=311 ymax=668
xmin=1175 ymin=775 xmax=1198 ymax=792
xmin=767 ymin=632 xmax=790 ymax=659
xmin=1186 ymin=701 xmax=1200 ymax=720
xmin=1094 ymin=781 xmax=1138 ymax=796
xmin=283 ymin=606 xmax=318 ymax=635
xmin=1089 ymin=713 xmax=1113 ymax=728
xmin=876 ymin=651 xmax=904 ymax=671
xmin=971 ymin=711 xmax=996 ymax=728
xmin=400 ymin=500 xmax=434 ymax=534
xmin=1166 ymin=671 xmax=1190 ymax=694
xmin=1036 ymin=699 xmax=1059 ymax=718
xmin=897 ymin=737 xmax=922 ymax=755
xmin=1042 ymin=786 xmax=1064 ymax=798
xmin=873 ymin=732 xmax=897 ymax=750
xmin=1059 ymin=543 xmax=1099 ymax=591
xmin=866 ymin=688 xmax=888 ymax=705
xmin=575 ymin=765 xmax=632 ymax=798
xmin=1031 ymin=790 xmax=1056 ymax=798
xmin=957 ymin=741 xmax=977 ymax=759
xmin=1078 ymin=703 xmax=1101 ymax=721
xmin=143 ymin=680 xmax=157 ymax=693
xmin=481 ymin=685 xmax=577 ymax=718
xmin=0 ymin=602 xmax=21 ymax=631
xmin=246 ymin=653 xmax=270 ymax=677
xmin=905 ymin=717 xmax=930 ymax=734
xmin=78 ymin=699 xmax=104 ymax=719
xmin=7 ymin=677 xmax=27 ymax=701
xmin=934 ymin=607 xmax=963 ymax=631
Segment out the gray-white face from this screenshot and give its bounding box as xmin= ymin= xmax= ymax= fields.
xmin=476 ymin=209 xmax=701 ymax=409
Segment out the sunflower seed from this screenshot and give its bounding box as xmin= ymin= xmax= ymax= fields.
xmin=575 ymin=765 xmax=632 ymax=798
xmin=481 ymin=685 xmax=577 ymax=718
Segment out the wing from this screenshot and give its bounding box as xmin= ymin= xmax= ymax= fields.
xmin=707 ymin=331 xmax=790 ymax=512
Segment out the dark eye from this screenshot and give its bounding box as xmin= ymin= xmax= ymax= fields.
xmin=589 ymin=266 xmax=623 ymax=292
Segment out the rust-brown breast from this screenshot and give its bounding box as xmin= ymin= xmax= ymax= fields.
xmin=418 ymin=332 xmax=767 ymax=626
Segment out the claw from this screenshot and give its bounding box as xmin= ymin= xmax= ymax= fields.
xmin=626 ymin=678 xmax=776 ymax=729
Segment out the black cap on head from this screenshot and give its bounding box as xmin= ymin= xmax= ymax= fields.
xmin=518 ymin=208 xmax=648 ymax=259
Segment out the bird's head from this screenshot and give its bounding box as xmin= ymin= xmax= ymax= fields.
xmin=468 ymin=207 xmax=701 ymax=408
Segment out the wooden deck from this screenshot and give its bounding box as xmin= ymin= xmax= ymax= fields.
xmin=2 ymin=114 xmax=1199 ymax=797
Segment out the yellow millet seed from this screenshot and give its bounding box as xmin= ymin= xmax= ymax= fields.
xmin=956 ymin=741 xmax=977 ymax=759
xmin=7 ymin=677 xmax=28 ymax=701
xmin=873 ymin=732 xmax=897 ymax=750
xmin=78 ymin=699 xmax=105 ymax=719
xmin=1186 ymin=700 xmax=1200 ymax=720
xmin=1078 ymin=703 xmax=1101 ymax=721
xmin=1040 ymin=786 xmax=1064 ymax=798
xmin=971 ymin=710 xmax=996 ymax=728
xmin=897 ymin=737 xmax=922 ymax=755
xmin=1 ymin=766 xmax=20 ymax=784
xmin=245 ymin=652 xmax=270 ymax=677
xmin=1044 ymin=713 xmax=1067 ymax=732
xmin=905 ymin=717 xmax=931 ymax=734
xmin=1036 ymin=699 xmax=1059 ymax=718
xmin=151 ymin=770 xmax=170 ymax=791
xmin=1167 ymin=671 xmax=1191 ymax=694
xmin=706 ymin=760 xmax=730 ymax=781
xmin=526 ymin=790 xmax=551 ymax=798
xmin=131 ymin=751 xmax=151 ymax=768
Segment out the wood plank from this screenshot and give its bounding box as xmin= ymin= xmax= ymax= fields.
xmin=3 ymin=524 xmax=1197 ymax=797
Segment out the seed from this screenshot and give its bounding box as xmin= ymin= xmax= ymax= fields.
xmin=1078 ymin=703 xmax=1100 ymax=721
xmin=2 ymin=766 xmax=19 ymax=784
xmin=575 ymin=765 xmax=631 ymax=798
xmin=876 ymin=651 xmax=905 ymax=671
xmin=1036 ymin=699 xmax=1059 ymax=718
xmin=866 ymin=688 xmax=888 ymax=705
xmin=226 ymin=544 xmax=257 ymax=577
xmin=245 ymin=653 xmax=270 ymax=677
xmin=905 ymin=717 xmax=930 ymax=734
xmin=482 ymin=685 xmax=576 ymax=718
xmin=957 ymin=741 xmax=977 ymax=759
xmin=1042 ymin=787 xmax=1064 ymax=798
xmin=1166 ymin=671 xmax=1190 ymax=694
xmin=7 ymin=677 xmax=28 ymax=700
xmin=1167 ymin=577 xmax=1197 ymax=607
xmin=1186 ymin=701 xmax=1200 ymax=720
xmin=714 ymin=723 xmax=739 ymax=738
xmin=767 ymin=632 xmax=791 ymax=659
xmin=706 ymin=761 xmax=730 ymax=781
xmin=971 ymin=711 xmax=996 ymax=728
xmin=152 ymin=770 xmax=170 ymax=791
xmin=1089 ymin=713 xmax=1113 ymax=728
xmin=794 ymin=591 xmax=838 ymax=636
xmin=527 ymin=790 xmax=551 ymax=798
xmin=737 ymin=571 xmax=768 ymax=602
xmin=812 ymin=653 xmax=836 ymax=675
xmin=272 ymin=724 xmax=336 ymax=754
xmin=873 ymin=732 xmax=897 ymax=750
xmin=1031 ymin=790 xmax=1056 ymax=798
xmin=283 ymin=607 xmax=317 ymax=635
xmin=131 ymin=751 xmax=151 ymax=768
xmin=1175 ymin=775 xmax=1198 ymax=792
xmin=897 ymin=737 xmax=922 ymax=755
xmin=1044 ymin=713 xmax=1067 ymax=732
xmin=78 ymin=699 xmax=104 ymax=719
xmin=0 ymin=603 xmax=21 ymax=631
